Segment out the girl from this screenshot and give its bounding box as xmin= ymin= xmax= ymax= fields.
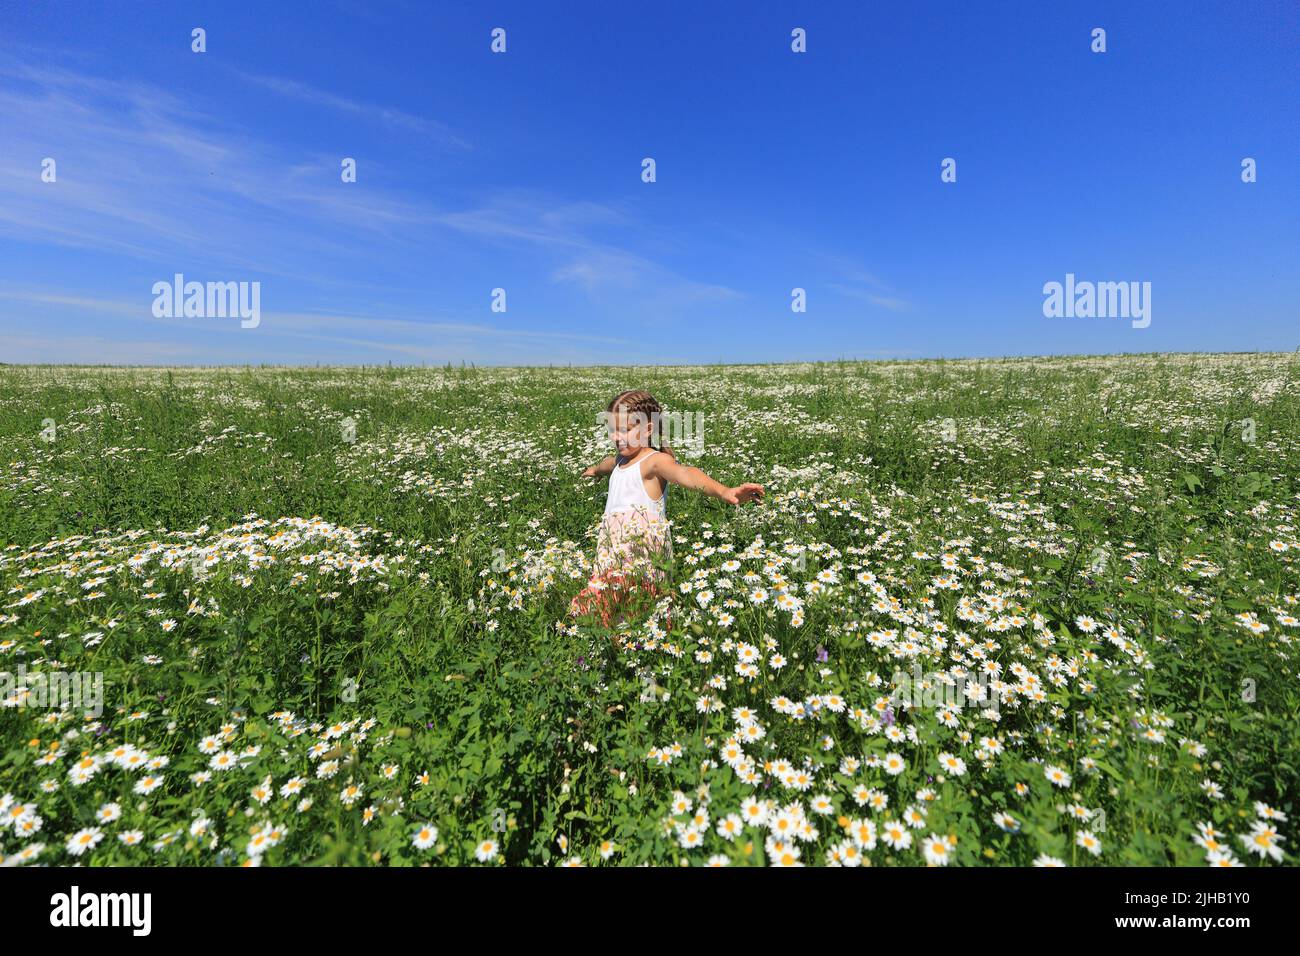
xmin=568 ymin=389 xmax=765 ymax=630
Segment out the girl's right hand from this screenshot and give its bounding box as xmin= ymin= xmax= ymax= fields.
xmin=723 ymin=483 xmax=765 ymax=505
xmin=582 ymin=466 xmax=598 ymax=478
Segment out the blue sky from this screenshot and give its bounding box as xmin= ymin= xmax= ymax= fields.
xmin=1 ymin=0 xmax=1297 ymax=365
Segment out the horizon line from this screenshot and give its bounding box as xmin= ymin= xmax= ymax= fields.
xmin=2 ymin=348 xmax=1297 ymax=372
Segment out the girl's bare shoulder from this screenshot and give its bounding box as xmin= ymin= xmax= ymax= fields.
xmin=644 ymin=449 xmax=678 ymax=472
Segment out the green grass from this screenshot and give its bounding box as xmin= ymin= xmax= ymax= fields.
xmin=0 ymin=353 xmax=1296 ymax=866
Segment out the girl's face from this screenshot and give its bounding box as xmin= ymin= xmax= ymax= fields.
xmin=607 ymin=408 xmax=652 ymax=456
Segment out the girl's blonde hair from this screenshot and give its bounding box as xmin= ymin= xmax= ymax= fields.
xmin=607 ymin=389 xmax=676 ymax=458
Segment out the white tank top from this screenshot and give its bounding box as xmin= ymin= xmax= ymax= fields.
xmin=604 ymin=450 xmax=668 ymax=519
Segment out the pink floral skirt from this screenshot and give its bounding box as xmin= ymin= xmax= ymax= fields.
xmin=569 ymin=506 xmax=673 ymax=628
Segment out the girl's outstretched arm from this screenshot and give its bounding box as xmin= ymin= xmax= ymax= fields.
xmin=647 ymin=454 xmax=764 ymax=506
xmin=582 ymin=455 xmax=617 ymax=478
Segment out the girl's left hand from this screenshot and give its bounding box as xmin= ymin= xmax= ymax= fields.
xmin=724 ymin=483 xmax=765 ymax=506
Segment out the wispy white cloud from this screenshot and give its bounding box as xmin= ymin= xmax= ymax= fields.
xmin=0 ymin=58 xmax=731 ymax=293
xmin=554 ymin=250 xmax=745 ymax=306
xmin=435 ymin=196 xmax=745 ymax=306
xmin=0 ymin=54 xmax=749 ymax=362
xmin=0 ymin=290 xmax=641 ymax=365
xmin=261 ymin=310 xmax=639 ymax=347
xmin=227 ymin=68 xmax=472 ymax=150
xmin=0 ymin=65 xmax=434 ymax=279
xmin=0 ymin=290 xmax=147 ymax=317
xmin=822 ymin=255 xmax=911 ymax=312
xmin=1 ymin=334 xmax=252 ymax=365
xmin=828 ymin=283 xmax=910 ymax=312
